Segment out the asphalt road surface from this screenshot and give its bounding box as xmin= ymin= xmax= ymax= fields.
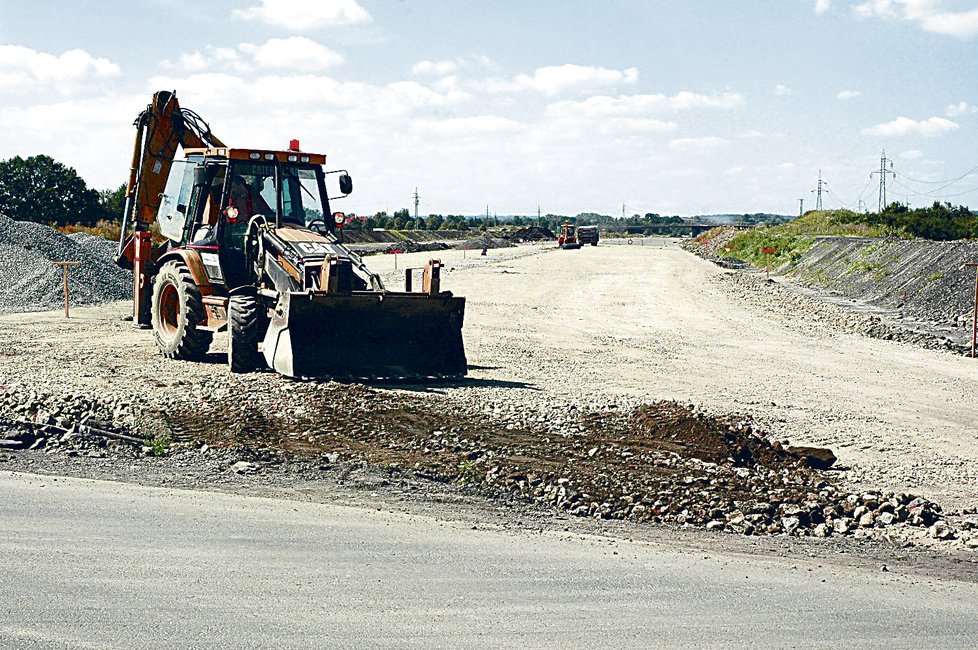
xmin=2 ymin=471 xmax=977 ymax=649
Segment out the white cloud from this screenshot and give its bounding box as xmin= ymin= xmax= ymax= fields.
xmin=240 ymin=37 xmax=343 ymax=70
xmin=899 ymin=149 xmax=924 ymax=159
xmin=147 ymin=72 xmax=469 ymax=117
xmin=412 ymin=59 xmax=461 ymax=76
xmin=479 ymin=64 xmax=638 ymax=96
xmin=854 ymin=0 xmax=978 ymax=38
xmin=837 ymin=90 xmax=862 ymax=100
xmin=947 ymin=101 xmax=978 ymax=116
xmin=0 ymin=45 xmax=120 ymax=95
xmin=232 ymin=0 xmax=371 ymax=30
xmin=166 ymin=39 xmax=342 ymax=73
xmin=861 ymin=115 xmax=959 ymax=136
xmin=0 ymin=94 xmax=143 ymax=188
xmin=598 ymin=118 xmax=677 ymax=134
xmin=815 ymin=0 xmax=832 ymax=14
xmin=412 ymin=115 xmax=522 ymax=137
xmin=774 ymin=84 xmax=792 ymax=96
xmin=668 ymin=136 xmax=728 ymax=152
xmin=546 ymin=91 xmax=744 ymax=119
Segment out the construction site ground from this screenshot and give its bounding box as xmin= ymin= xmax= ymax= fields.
xmin=3 ymin=239 xmax=978 ymax=579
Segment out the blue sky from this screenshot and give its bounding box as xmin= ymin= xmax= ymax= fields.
xmin=1 ymin=0 xmax=976 ymax=217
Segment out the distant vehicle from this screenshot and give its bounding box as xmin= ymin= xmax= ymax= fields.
xmin=577 ymin=226 xmax=599 ymax=246
xmin=557 ymin=223 xmax=581 ymax=250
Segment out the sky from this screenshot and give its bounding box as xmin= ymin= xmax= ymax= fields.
xmin=1 ymin=0 xmax=977 ymax=217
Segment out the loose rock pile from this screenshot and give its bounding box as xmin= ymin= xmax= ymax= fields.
xmin=382 ymin=241 xmax=450 ymax=254
xmin=455 ymin=236 xmax=515 ymax=250
xmin=0 ymin=215 xmax=131 ymax=314
xmin=505 ymin=226 xmax=556 ymax=242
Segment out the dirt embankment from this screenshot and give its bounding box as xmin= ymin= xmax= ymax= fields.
xmin=787 ymin=237 xmax=978 ymax=329
xmin=686 ymin=229 xmax=978 ymax=347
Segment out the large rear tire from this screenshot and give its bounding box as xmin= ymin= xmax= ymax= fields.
xmin=228 ymin=293 xmax=264 ymax=373
xmin=151 ymin=260 xmax=213 ymax=360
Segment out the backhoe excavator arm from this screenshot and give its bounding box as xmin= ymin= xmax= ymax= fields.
xmin=116 ymin=90 xmax=223 ymax=325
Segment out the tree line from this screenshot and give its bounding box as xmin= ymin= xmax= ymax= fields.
xmin=863 ymin=202 xmax=978 ymax=241
xmin=6 ymin=154 xmax=968 ymax=241
xmin=0 ymin=155 xmax=125 ymax=226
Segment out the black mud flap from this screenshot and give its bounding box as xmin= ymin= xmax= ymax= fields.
xmin=262 ymin=291 xmax=466 ymax=379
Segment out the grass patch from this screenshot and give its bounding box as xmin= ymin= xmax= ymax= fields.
xmin=57 ymin=220 xmax=122 ymax=241
xmin=144 ymin=432 xmax=170 ymax=457
xmin=723 ymin=228 xmax=815 ymax=268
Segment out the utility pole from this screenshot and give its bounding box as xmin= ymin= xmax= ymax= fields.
xmin=813 ymin=170 xmax=827 ymax=211
xmin=486 ymin=204 xmax=490 ymax=219
xmin=413 ymin=188 xmax=419 ymax=220
xmin=622 ymin=203 xmax=626 ymax=219
xmin=871 ymin=149 xmax=894 ymax=213
xmin=537 ymin=205 xmax=541 ymax=221
xmin=798 ymin=198 xmax=804 ymax=216
xmin=857 ymin=198 xmax=865 ymax=213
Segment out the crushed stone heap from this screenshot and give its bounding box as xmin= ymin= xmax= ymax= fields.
xmin=0 ymin=214 xmax=132 ymax=315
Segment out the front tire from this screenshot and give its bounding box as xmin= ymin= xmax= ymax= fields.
xmin=151 ymin=260 xmax=213 ymax=360
xmin=228 ymin=293 xmax=264 ymax=373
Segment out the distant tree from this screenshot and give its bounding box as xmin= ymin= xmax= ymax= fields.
xmin=415 ymin=217 xmax=426 ymax=230
xmin=427 ymin=214 xmax=444 ymax=231
xmin=393 ymin=208 xmax=410 ymax=220
xmin=98 ymin=183 xmax=127 ymax=221
xmin=0 ymin=155 xmax=105 ymax=225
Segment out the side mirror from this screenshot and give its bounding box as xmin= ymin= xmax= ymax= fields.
xmin=339 ymin=173 xmax=353 ymax=195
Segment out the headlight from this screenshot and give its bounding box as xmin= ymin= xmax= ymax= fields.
xmin=199 ymin=252 xmax=224 ymax=282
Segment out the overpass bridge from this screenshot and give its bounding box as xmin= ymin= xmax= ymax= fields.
xmin=604 ymin=224 xmax=752 ymax=237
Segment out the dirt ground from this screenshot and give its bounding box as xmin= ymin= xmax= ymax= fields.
xmin=2 ymin=239 xmax=977 ymax=550
xmin=419 ymin=240 xmax=978 ymax=507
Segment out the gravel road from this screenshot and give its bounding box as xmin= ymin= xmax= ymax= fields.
xmin=1 ymin=239 xmax=977 ymax=539
xmin=392 ymin=240 xmax=978 ymax=510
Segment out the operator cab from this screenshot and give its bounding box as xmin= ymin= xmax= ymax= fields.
xmin=154 ymin=145 xmax=353 ymax=288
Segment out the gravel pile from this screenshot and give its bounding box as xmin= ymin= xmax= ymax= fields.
xmin=454 ymin=236 xmax=515 ymax=250
xmin=382 ymin=241 xmax=450 ymax=254
xmin=685 ymin=226 xmax=739 ymax=257
xmin=505 ymin=226 xmax=555 ymax=242
xmin=0 ymin=215 xmax=131 ymax=314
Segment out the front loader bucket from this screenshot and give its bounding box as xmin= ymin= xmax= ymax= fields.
xmin=262 ymin=291 xmax=466 ymax=379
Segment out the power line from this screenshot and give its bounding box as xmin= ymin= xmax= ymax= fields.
xmin=896 ymin=165 xmax=978 ymax=196
xmin=826 ymin=187 xmax=851 ymax=210
xmin=893 ymin=164 xmax=978 ymax=187
xmin=892 ymin=176 xmax=978 ymax=200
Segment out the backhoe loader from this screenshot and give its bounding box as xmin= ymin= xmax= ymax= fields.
xmin=116 ymin=91 xmax=466 ymax=378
